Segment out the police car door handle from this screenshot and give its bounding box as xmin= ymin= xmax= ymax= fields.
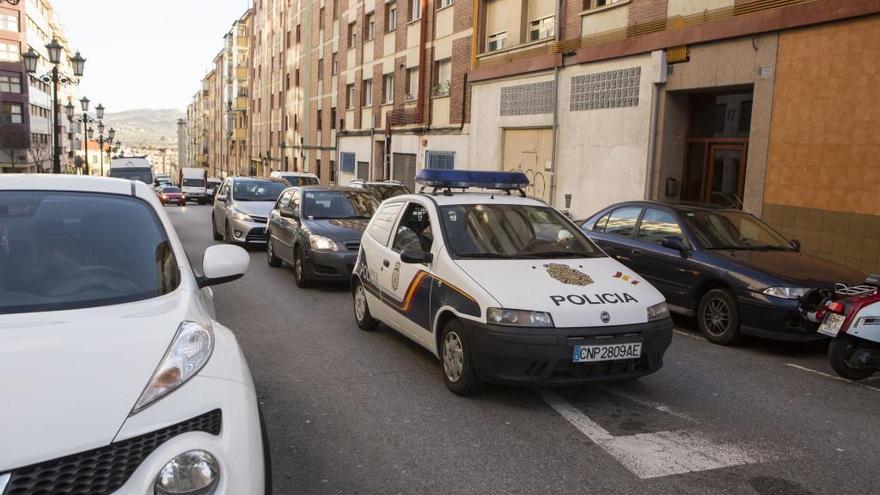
xmin=383 ymin=259 xmax=390 ymax=268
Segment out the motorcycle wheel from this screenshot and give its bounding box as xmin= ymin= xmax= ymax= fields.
xmin=828 ymin=336 xmax=876 ymax=381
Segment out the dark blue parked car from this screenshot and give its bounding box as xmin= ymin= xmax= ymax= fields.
xmin=580 ymin=202 xmax=864 ymax=345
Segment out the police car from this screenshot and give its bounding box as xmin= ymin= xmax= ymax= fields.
xmin=351 ymin=170 xmax=674 ymax=395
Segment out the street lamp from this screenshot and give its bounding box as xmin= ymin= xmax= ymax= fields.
xmin=22 ymin=40 xmax=86 ymax=174
xmin=68 ymin=98 xmax=102 ymax=175
xmin=96 ymin=124 xmax=114 ymax=177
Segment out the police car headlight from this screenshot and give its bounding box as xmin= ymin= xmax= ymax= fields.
xmin=309 ymin=235 xmax=339 ymax=251
xmin=647 ymin=302 xmax=670 ymax=321
xmin=487 ymin=308 xmax=554 ymax=327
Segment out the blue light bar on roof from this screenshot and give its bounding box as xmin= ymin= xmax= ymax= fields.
xmin=415 ymin=169 xmax=530 ymax=190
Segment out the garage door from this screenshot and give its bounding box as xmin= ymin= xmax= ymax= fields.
xmin=501 ymin=128 xmax=552 ymax=202
xmin=392 ymin=153 xmax=417 ymax=192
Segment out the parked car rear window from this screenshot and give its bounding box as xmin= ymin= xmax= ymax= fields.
xmin=0 ymin=191 xmax=180 ymax=314
xmin=161 ymin=187 xmax=181 ymax=193
xmin=601 ymin=207 xmax=642 ymax=237
xmin=281 ymin=175 xmax=319 ymax=187
xmin=367 ymin=202 xmax=404 ymax=245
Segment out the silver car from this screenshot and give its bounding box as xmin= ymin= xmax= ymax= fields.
xmin=212 ymin=177 xmax=288 ymax=246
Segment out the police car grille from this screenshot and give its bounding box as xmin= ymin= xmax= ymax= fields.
xmin=3 ymin=410 xmax=221 ymax=495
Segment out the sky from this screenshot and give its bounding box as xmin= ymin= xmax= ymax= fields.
xmin=52 ymin=0 xmax=252 ymax=113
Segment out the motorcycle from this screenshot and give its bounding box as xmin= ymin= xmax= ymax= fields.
xmin=815 ymin=275 xmax=880 ymax=380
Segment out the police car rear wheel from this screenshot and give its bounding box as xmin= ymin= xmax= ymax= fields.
xmin=352 ymin=280 xmax=377 ymax=331
xmin=441 ymin=321 xmax=481 ymax=396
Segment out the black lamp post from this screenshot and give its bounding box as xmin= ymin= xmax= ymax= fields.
xmin=22 ymin=41 xmax=85 ymax=174
xmin=96 ymin=122 xmax=115 ymax=177
xmin=66 ymin=98 xmax=102 ymax=175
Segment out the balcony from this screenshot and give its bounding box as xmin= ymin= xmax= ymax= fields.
xmin=236 ymin=66 xmax=249 ymax=80
xmin=235 ymin=97 xmax=248 ymax=111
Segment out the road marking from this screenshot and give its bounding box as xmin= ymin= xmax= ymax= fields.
xmin=673 ymin=329 xmax=705 ymax=341
xmin=784 ymin=363 xmax=880 ymax=393
xmin=537 ymin=389 xmax=776 ymax=479
xmin=593 ymin=384 xmax=694 ymax=421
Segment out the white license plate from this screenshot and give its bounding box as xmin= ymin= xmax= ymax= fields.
xmin=818 ymin=313 xmax=846 ymax=337
xmin=573 ymin=343 xmax=642 ymax=363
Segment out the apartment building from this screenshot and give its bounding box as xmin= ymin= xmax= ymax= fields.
xmin=1 ymin=0 xmax=79 ymax=173
xmin=177 ymin=118 xmax=189 ymax=168
xmin=464 ymin=0 xmax=880 ymax=273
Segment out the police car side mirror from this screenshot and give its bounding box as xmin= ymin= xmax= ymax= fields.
xmin=401 ymin=249 xmax=433 ymax=264
xmin=661 ymin=237 xmax=690 ymax=258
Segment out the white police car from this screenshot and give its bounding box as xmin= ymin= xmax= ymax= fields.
xmin=351 ymin=170 xmax=674 ymax=395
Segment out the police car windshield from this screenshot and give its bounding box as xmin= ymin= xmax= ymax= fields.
xmin=439 ymin=204 xmax=603 ymax=259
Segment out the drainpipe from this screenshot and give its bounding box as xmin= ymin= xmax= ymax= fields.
xmin=548 ymin=0 xmax=563 ymax=207
xmin=643 ymin=50 xmax=667 ymax=200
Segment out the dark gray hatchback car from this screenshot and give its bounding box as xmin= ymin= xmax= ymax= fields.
xmin=266 ymin=186 xmax=380 ymax=287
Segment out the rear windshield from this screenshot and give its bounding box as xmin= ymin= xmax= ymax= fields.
xmin=109 ymin=169 xmax=152 ymax=184
xmin=282 ymin=176 xmax=319 ymax=187
xmin=161 ymin=187 xmax=181 ymax=193
xmin=183 ymin=178 xmax=205 ymax=187
xmin=0 ymin=191 xmax=180 ymax=314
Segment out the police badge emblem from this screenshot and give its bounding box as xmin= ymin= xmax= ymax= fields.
xmin=544 ymin=263 xmax=594 ymax=286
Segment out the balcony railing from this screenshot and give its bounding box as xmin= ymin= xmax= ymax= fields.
xmin=388 ymin=108 xmax=421 ymax=126
xmin=474 ymin=0 xmax=820 ymax=70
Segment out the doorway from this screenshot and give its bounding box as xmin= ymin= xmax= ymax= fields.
xmin=501 ymin=127 xmax=552 ymax=202
xmin=680 ymin=89 xmax=752 ymax=208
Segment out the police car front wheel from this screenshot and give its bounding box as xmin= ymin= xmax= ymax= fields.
xmin=440 ymin=320 xmax=481 ymax=396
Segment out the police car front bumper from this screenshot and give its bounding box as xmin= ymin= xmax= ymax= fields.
xmin=461 ymin=317 xmax=673 ymax=386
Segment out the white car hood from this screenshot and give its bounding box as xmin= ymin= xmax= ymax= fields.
xmin=0 ymin=291 xmax=191 ymax=471
xmin=455 ymin=257 xmax=665 ymax=328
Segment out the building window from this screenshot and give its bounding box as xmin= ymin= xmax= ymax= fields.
xmin=330 ymin=161 xmax=336 ymax=183
xmin=341 ymin=152 xmax=356 ymax=173
xmin=365 ymin=13 xmax=375 ymax=40
xmin=386 ymin=3 xmax=397 ymax=32
xmin=317 ymin=109 xmax=322 ymax=130
xmin=438 ymin=0 xmax=453 ymax=8
xmin=410 ymin=0 xmax=421 ymax=21
xmin=318 ymin=58 xmax=324 ymax=80
xmin=363 ymin=79 xmax=373 ymax=106
xmin=346 ymin=83 xmax=355 ymax=109
xmin=487 ymin=32 xmax=506 ymax=52
xmin=0 ymin=12 xmax=19 ymax=32
xmin=331 ymin=53 xmax=338 ymax=75
xmin=316 ymin=159 xmax=322 ymax=178
xmin=405 ymin=67 xmax=418 ymax=100
xmin=296 ymin=24 xmax=301 ymax=42
xmin=0 ymin=74 xmax=21 ymax=93
xmin=0 ymin=41 xmax=19 ymax=62
xmin=432 ymin=58 xmax=451 ymax=96
xmin=584 ymin=0 xmax=623 ymax=9
xmin=529 ymin=16 xmax=554 ymax=42
xmin=319 ymin=7 xmax=325 ymax=30
xmin=331 ymin=107 xmax=337 ymax=129
xmin=333 ymin=0 xmax=339 ymax=19
xmin=383 ymin=73 xmax=394 ymax=104
xmin=1 ymin=102 xmax=23 ymax=124
xmin=348 ymin=22 xmax=357 ymax=47
xmin=425 ymin=150 xmax=454 ymax=170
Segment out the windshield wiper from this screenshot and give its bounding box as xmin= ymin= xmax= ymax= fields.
xmin=455 ymin=252 xmax=509 ymax=259
xmin=515 ymin=251 xmax=590 ymax=259
xmin=750 ymin=245 xmax=793 ymax=251
xmin=706 ymin=245 xmax=751 ymax=250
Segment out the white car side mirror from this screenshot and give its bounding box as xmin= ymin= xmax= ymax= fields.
xmin=198 ymin=245 xmax=250 ymax=288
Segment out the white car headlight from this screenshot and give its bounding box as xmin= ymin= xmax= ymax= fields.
xmin=647 ymin=302 xmax=670 ymax=321
xmin=231 ymin=209 xmax=252 ymax=222
xmin=155 ymin=450 xmax=219 ymax=495
xmin=487 ymin=308 xmax=554 ymax=327
xmin=762 ymin=287 xmax=810 ymax=300
xmin=309 ymin=235 xmax=339 ymax=251
xmin=132 ymin=321 xmax=214 ymax=414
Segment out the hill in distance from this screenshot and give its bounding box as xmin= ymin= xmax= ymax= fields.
xmin=102 ymin=109 xmax=184 ymax=148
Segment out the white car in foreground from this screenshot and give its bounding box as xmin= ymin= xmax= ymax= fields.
xmin=0 ymin=176 xmax=268 ymax=494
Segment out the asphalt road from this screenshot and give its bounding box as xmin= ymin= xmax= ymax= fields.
xmin=169 ymin=204 xmax=880 ymax=495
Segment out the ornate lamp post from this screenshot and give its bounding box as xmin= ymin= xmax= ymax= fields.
xmin=66 ymin=98 xmax=102 ymax=175
xmin=22 ymin=40 xmax=86 ymax=174
xmin=96 ymin=122 xmax=115 ymax=177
